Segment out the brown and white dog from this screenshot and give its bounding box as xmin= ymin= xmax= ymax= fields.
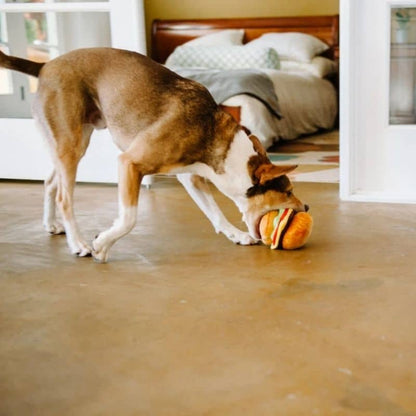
xmin=0 ymin=48 xmax=308 ymax=262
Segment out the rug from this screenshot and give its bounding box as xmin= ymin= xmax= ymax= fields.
xmin=267 ymin=130 xmax=339 ymax=183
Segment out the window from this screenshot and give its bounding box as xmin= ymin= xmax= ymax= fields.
xmin=0 ymin=0 xmax=145 ymax=118
xmin=390 ymin=7 xmax=416 ymax=124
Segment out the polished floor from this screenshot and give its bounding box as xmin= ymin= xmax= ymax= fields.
xmin=1 ymin=179 xmax=415 ymax=416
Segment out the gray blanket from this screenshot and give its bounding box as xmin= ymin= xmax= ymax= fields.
xmin=173 ymin=68 xmax=282 ymax=120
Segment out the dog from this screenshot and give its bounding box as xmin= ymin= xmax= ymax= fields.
xmin=0 ymin=47 xmax=308 ymax=262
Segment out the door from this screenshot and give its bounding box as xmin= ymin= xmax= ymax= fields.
xmin=340 ymin=0 xmax=416 ymax=203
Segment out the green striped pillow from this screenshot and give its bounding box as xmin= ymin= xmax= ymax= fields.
xmin=166 ymin=45 xmax=280 ymax=70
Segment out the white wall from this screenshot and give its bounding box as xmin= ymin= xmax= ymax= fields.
xmin=340 ymin=0 xmax=416 ymax=203
xmin=0 ymin=119 xmax=119 ymax=183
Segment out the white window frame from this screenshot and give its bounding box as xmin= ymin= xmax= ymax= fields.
xmin=0 ymin=0 xmax=146 ymax=54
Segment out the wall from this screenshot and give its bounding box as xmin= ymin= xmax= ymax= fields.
xmin=144 ymin=0 xmax=339 ymax=52
xmin=145 ymin=0 xmax=338 ymax=20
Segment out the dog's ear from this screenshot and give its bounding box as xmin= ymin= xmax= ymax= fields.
xmin=255 ymin=164 xmax=298 ymax=185
xmin=249 ymin=134 xmax=268 ymax=158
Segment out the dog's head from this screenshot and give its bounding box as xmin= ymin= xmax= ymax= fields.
xmin=242 ymin=136 xmax=308 ymax=240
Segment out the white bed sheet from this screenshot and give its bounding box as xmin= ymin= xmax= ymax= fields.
xmin=222 ymin=69 xmax=338 ymax=149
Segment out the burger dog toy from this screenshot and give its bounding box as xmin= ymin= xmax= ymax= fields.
xmin=259 ymin=209 xmax=313 ymax=250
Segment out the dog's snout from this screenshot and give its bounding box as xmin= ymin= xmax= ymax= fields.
xmin=304 ymin=204 xmax=309 ymax=212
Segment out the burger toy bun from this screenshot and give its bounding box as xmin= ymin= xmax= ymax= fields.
xmin=258 ymin=210 xmax=279 ymax=246
xmin=259 ymin=209 xmax=313 ymax=250
xmin=281 ymin=212 xmax=313 ymax=250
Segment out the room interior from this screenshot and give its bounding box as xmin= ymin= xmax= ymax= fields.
xmin=1 ymin=0 xmax=415 ymax=415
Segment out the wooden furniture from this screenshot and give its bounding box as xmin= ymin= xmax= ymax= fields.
xmin=151 ymin=15 xmax=339 ymax=64
xmin=150 ymin=14 xmax=339 ymax=130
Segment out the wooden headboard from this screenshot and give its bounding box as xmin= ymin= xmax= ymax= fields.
xmin=151 ymin=15 xmax=339 ymax=64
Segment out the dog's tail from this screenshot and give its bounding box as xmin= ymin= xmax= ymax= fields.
xmin=0 ymin=50 xmax=44 ymax=77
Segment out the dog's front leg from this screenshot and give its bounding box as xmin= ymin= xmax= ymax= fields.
xmin=92 ymin=154 xmax=141 ymax=262
xmin=177 ymin=173 xmax=257 ymax=245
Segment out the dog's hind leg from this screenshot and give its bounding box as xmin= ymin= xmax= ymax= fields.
xmin=40 ymin=120 xmax=94 ymax=256
xmin=43 ymin=169 xmax=65 ymax=235
xmin=177 ymin=173 xmax=257 ymax=245
xmin=54 ymin=128 xmax=94 ymax=256
xmin=92 ymin=153 xmax=141 ymax=263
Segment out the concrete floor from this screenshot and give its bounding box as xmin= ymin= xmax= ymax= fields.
xmin=0 ymin=178 xmax=415 ymax=416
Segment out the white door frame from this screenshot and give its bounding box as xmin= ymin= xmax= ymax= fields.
xmin=340 ymin=0 xmax=416 ymax=203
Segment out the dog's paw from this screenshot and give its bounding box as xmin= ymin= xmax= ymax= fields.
xmin=92 ymin=249 xmax=109 ymax=263
xmin=66 ymin=235 xmax=92 ymax=257
xmin=92 ymin=234 xmax=109 ymax=263
xmin=44 ymin=221 xmax=65 ymax=235
xmin=223 ymin=228 xmax=259 ymax=246
xmin=70 ymin=240 xmax=92 ymax=257
xmin=234 ymin=233 xmax=259 ymax=246
xmin=76 ymin=245 xmax=93 ymax=257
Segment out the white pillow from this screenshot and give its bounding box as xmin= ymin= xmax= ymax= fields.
xmin=280 ymin=56 xmax=338 ymax=78
xmin=247 ymin=32 xmax=329 ymax=63
xmin=166 ymin=45 xmax=280 ymax=70
xmin=182 ymin=29 xmax=244 ymax=47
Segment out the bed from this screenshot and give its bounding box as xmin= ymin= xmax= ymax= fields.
xmin=151 ymin=15 xmax=339 ymax=149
